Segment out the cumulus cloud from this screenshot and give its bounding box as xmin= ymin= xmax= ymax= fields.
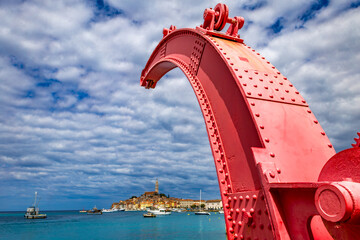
xmin=0 ymin=0 xmax=359 ymax=210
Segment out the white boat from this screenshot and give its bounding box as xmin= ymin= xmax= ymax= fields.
xmin=102 ymin=208 xmax=118 ymax=213
xmin=195 ymin=190 xmax=210 ymax=215
xmin=148 ymin=208 xmax=171 ymax=215
xmin=24 ymin=192 xmax=47 ymax=219
xmin=218 ymin=210 xmax=224 ymax=214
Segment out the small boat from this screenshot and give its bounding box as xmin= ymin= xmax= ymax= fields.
xmin=24 ymin=192 xmax=47 ymax=219
xmin=143 ymin=212 xmax=156 ymax=218
xmin=218 ymin=210 xmax=224 ymax=214
xmin=102 ymin=208 xmax=117 ymax=213
xmin=195 ymin=190 xmax=211 ymax=215
xmin=79 ymin=208 xmax=87 ymax=213
xmin=87 ymin=206 xmax=102 ymax=215
xmin=148 ymin=208 xmax=171 ymax=215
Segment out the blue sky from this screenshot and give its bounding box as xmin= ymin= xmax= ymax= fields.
xmin=0 ymin=0 xmax=359 ymax=211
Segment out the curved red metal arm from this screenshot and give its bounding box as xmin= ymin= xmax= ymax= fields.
xmin=140 ymin=3 xmax=360 ymax=240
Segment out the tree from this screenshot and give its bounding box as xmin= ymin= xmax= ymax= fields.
xmin=191 ymin=204 xmax=197 ymax=209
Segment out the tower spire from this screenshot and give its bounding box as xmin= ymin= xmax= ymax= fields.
xmin=155 ymin=178 xmax=159 ymax=193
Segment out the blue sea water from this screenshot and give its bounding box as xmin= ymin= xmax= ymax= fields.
xmin=0 ymin=211 xmax=226 ymax=240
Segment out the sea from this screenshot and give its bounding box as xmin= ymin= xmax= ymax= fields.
xmin=0 ymin=211 xmax=226 ymax=240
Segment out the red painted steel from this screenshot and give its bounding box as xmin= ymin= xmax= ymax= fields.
xmin=140 ymin=3 xmax=360 ymax=240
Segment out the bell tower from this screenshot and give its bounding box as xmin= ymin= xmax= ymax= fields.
xmin=155 ymin=179 xmax=159 ymax=193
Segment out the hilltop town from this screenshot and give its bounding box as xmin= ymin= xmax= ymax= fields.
xmin=111 ymin=180 xmax=223 ymax=211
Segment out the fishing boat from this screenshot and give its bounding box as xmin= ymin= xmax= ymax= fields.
xmin=24 ymin=192 xmax=47 ymax=219
xmin=87 ymin=206 xmax=102 ymax=215
xmin=143 ymin=212 xmax=156 ymax=218
xmin=195 ymin=190 xmax=210 ymax=215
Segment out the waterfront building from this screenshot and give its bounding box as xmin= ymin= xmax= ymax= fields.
xmin=205 ymin=199 xmax=223 ymax=210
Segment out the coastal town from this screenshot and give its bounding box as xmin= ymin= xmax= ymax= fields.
xmin=110 ymin=180 xmax=223 ymax=211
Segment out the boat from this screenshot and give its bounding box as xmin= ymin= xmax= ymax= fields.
xmin=195 ymin=190 xmax=210 ymax=215
xmin=79 ymin=208 xmax=87 ymax=213
xmin=218 ymin=210 xmax=224 ymax=214
xmin=87 ymin=206 xmax=102 ymax=215
xmin=24 ymin=192 xmax=47 ymax=219
xmin=143 ymin=212 xmax=156 ymax=218
xmin=148 ymin=208 xmax=171 ymax=215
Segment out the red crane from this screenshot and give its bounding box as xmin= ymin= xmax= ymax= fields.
xmin=140 ymin=3 xmax=360 ymax=239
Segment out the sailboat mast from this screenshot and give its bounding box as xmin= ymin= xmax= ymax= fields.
xmin=200 ymin=189 xmax=201 ymax=210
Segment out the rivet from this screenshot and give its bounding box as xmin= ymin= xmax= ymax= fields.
xmin=235 ymin=68 xmax=238 ymax=71
xmin=264 ymin=73 xmax=268 ymax=76
xmin=236 ymin=208 xmax=240 ymax=213
xmin=275 ymin=88 xmax=279 ymax=91
xmin=269 ymin=95 xmax=273 ymax=98
xmin=234 ymin=196 xmax=237 ymax=200
xmin=289 ymin=84 xmax=293 ymax=87
xmin=260 ymin=125 xmax=264 ymax=129
xmin=243 ymin=83 xmax=247 ymax=86
xmin=281 ymin=97 xmax=285 ymax=100
xmin=244 ymin=70 xmax=248 ymax=72
xmin=275 ymin=76 xmax=278 ymax=78
xmin=269 ymin=171 xmax=275 ymax=178
xmin=232 ymin=220 xmax=236 ymax=225
xmin=328 ymin=144 xmax=333 ymax=148
xmin=228 ymin=197 xmax=232 ymax=202
xmin=251 ymin=102 xmax=255 ymax=106
xmin=307 ymin=110 xmax=312 ymax=113
xmin=260 ymin=78 xmax=264 ymax=82
xmin=260 ymin=224 xmax=264 ymax=230
xmin=314 ymin=120 xmax=318 ymax=124
xmin=247 ymin=92 xmax=251 ymax=95
xmin=230 ymin=208 xmax=234 ymax=213
xmin=264 ymin=138 xmax=270 ymax=143
xmin=291 ymin=98 xmax=295 ymax=102
xmin=270 ymin=81 xmax=273 ymax=83
xmin=277 ymin=168 xmax=281 ymax=174
xmin=225 ymin=203 xmax=230 ymax=208
xmin=217 ymin=158 xmax=221 ymax=162
xmin=227 ymin=57 xmax=230 ymax=60
xmin=253 ymin=195 xmax=257 ymax=200
xmin=227 ymin=215 xmax=232 ymax=220
xmin=223 ymin=52 xmax=227 ymax=55
xmin=242 ymin=208 xmax=246 ymax=212
xmin=321 ymin=132 xmax=325 ymax=135
xmin=255 ymin=72 xmax=258 ymax=74
xmin=258 ymin=93 xmax=262 ymax=96
xmin=283 ymin=77 xmax=287 ymax=80
xmin=302 ymin=100 xmax=306 ymax=103
xmin=277 ymin=71 xmax=280 ymax=74
xmin=240 ymin=196 xmax=244 ymax=201
xmin=219 ymin=169 xmax=223 ymax=173
xmin=285 ymin=90 xmax=289 ymax=93
xmin=295 ymin=91 xmax=299 ymax=94
xmin=253 ymin=84 xmax=257 ymax=87
xmin=270 ymin=152 xmax=275 ymax=157
xmin=238 ymin=221 xmax=242 ymax=226
xmin=245 ymin=195 xmax=250 ymax=200
xmin=240 ymin=235 xmax=244 ymax=240
xmin=227 ymin=184 xmax=231 ymax=188
xmin=255 ymin=113 xmax=260 ymax=117
xmin=221 ymin=180 xmax=225 ymax=184
xmin=266 ymin=61 xmax=270 ymax=64
xmin=223 ymin=191 xmax=228 ymax=196
xmin=219 ymin=48 xmax=223 ymax=50
xmin=229 ymin=227 xmax=234 ymax=233
xmin=264 ymin=86 xmax=268 ymax=89
xmin=249 ymin=77 xmax=253 ymax=80
xmin=272 ymin=66 xmax=275 ymax=69
xmin=238 ymin=75 xmax=242 ymax=78
xmin=250 ymin=208 xmax=255 ymax=214
xmin=230 ymin=63 xmax=234 ymax=65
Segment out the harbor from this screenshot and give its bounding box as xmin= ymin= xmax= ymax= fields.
xmin=1 ymin=210 xmax=226 ymax=240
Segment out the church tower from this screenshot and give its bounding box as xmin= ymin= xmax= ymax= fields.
xmin=155 ymin=179 xmax=159 ymax=193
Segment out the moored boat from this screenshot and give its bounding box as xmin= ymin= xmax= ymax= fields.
xmin=24 ymin=192 xmax=47 ymax=219
xmin=143 ymin=212 xmax=156 ymax=218
xmin=148 ymin=208 xmax=171 ymax=215
xmin=195 ymin=190 xmax=211 ymax=216
xmin=87 ymin=206 xmax=102 ymax=215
